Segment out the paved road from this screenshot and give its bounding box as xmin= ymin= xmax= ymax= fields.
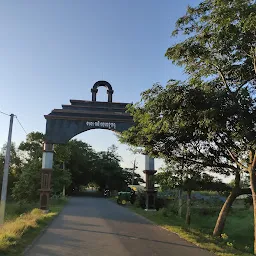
xmin=25 ymin=197 xmax=214 ymax=256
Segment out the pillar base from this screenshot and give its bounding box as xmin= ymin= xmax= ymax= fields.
xmin=39 ymin=166 xmax=53 ymax=210
xmin=39 ymin=190 xmax=51 ymax=210
xmin=144 ymin=190 xmax=157 ymax=210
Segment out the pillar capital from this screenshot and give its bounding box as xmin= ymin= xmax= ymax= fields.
xmin=43 ymin=143 xmax=54 ymax=152
xmin=145 ymin=155 xmax=155 ymax=170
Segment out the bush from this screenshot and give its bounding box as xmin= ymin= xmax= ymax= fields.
xmin=196 ymin=207 xmax=219 ymax=216
xmin=134 ymin=192 xmax=146 ymax=208
xmin=31 ymin=208 xmax=43 ymax=215
xmin=158 ymin=207 xmax=169 ymax=217
xmin=156 ymin=197 xmax=168 ymax=210
xmin=6 ymin=202 xmax=37 ymax=220
xmin=244 ymin=195 xmax=253 ymax=208
xmin=134 ymin=192 xmax=169 ymax=210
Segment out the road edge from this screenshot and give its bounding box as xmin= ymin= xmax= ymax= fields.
xmin=23 ymin=199 xmax=69 ymax=255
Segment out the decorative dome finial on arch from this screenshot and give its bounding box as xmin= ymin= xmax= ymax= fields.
xmin=91 ymin=81 xmax=114 ymax=102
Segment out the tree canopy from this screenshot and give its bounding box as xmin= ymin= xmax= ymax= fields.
xmin=119 ymin=0 xmax=256 ymax=246
xmin=0 ymin=132 xmax=143 ymax=203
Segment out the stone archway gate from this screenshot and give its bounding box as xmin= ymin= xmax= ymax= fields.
xmin=40 ymin=81 xmax=157 ymax=210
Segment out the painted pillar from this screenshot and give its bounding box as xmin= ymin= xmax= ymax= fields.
xmin=143 ymin=155 xmax=157 ymax=211
xmin=91 ymin=88 xmax=98 ymax=101
xmin=40 ymin=143 xmax=54 ymax=210
xmin=107 ymin=89 xmax=114 ymax=102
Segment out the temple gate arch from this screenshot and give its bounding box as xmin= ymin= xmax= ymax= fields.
xmin=41 ymin=81 xmax=157 ymax=210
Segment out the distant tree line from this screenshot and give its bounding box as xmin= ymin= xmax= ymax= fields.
xmin=0 ymin=132 xmax=143 ymax=203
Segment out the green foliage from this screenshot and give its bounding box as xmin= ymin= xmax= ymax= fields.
xmin=166 ymin=0 xmax=256 ymax=89
xmin=134 ymin=191 xmax=146 ymax=209
xmin=156 ymin=161 xmax=230 ymax=194
xmin=19 ymin=132 xmax=44 ymax=160
xmin=130 ymin=203 xmax=253 ymax=255
xmin=120 ymin=1 xmax=256 ymax=243
xmin=0 ymin=143 xmax=23 ymax=198
xmin=121 ymin=82 xmax=255 ymax=173
xmin=244 ymin=195 xmax=253 ymax=208
xmin=11 ymin=159 xmax=41 ymax=203
xmin=51 ymin=166 xmax=72 ymax=194
xmin=0 ymin=199 xmax=67 ymax=256
xmin=120 ymin=0 xmax=256 ymax=175
xmin=1 ymin=132 xmax=143 ymax=203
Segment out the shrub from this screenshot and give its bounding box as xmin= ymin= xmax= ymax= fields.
xmin=156 ymin=197 xmax=168 ymax=210
xmin=158 ymin=207 xmax=169 ymax=217
xmin=135 ymin=192 xmax=146 ymax=208
xmin=31 ymin=208 xmax=43 ymax=215
xmin=197 ymin=207 xmax=219 ymax=216
xmin=244 ymin=195 xmax=253 ymax=208
xmin=134 ymin=192 xmax=169 ymax=210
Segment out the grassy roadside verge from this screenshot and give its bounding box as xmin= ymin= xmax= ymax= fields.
xmin=127 ymin=205 xmax=253 ymax=256
xmin=0 ymin=198 xmax=68 ymax=256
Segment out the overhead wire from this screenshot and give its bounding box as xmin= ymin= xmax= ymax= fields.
xmin=15 ymin=116 xmax=27 ymax=135
xmin=0 ymin=110 xmax=10 ymax=116
xmin=0 ymin=110 xmax=28 ymax=135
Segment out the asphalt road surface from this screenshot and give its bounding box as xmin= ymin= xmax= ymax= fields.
xmin=25 ymin=197 xmax=214 ymax=256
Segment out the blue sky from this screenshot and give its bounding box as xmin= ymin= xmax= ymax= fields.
xmin=0 ymin=0 xmax=202 ymax=176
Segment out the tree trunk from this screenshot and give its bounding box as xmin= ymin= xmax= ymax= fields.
xmin=213 ymin=170 xmax=240 ymax=236
xmin=249 ymin=163 xmax=256 ymax=255
xmin=186 ymin=190 xmax=191 ymax=225
xmin=178 ymin=189 xmax=182 ymax=217
xmin=213 ymin=189 xmax=238 ymax=236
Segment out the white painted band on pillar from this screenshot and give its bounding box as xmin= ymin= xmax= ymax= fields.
xmin=145 ymin=155 xmax=155 ymax=170
xmin=42 ymin=151 xmax=54 ymax=169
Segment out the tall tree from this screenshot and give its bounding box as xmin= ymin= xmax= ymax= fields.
xmin=165 ymin=0 xmax=256 ymax=243
xmin=121 ymin=0 xmax=256 ymax=250
xmin=12 ymin=132 xmax=72 ymax=201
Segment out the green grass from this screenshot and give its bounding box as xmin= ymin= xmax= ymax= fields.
xmin=5 ymin=202 xmax=38 ymax=221
xmin=128 ymin=203 xmax=253 ymax=256
xmin=0 ymin=197 xmax=68 ymax=256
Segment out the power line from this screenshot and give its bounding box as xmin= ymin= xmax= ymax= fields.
xmin=0 ymin=110 xmax=10 ymax=116
xmin=0 ymin=110 xmax=27 ymax=135
xmin=15 ymin=116 xmax=27 ymax=135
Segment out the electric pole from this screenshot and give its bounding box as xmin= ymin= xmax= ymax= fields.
xmin=62 ymin=162 xmax=66 ymax=197
xmin=0 ymin=114 xmax=14 ymax=224
xmin=131 ymin=159 xmax=137 ymax=185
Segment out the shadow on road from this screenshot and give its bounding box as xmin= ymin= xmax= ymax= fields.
xmin=54 ymin=226 xmax=198 ymax=249
xmin=25 ymin=197 xmax=214 ymax=256
xmin=61 ymin=197 xmax=150 ymax=224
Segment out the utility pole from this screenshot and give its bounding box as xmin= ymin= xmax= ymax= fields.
xmin=62 ymin=162 xmax=66 ymax=197
xmin=131 ymin=159 xmax=137 ymax=185
xmin=0 ymin=114 xmax=14 ymax=224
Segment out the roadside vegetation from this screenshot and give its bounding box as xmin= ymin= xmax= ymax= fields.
xmin=0 ymin=133 xmax=141 ymax=255
xmin=0 ymin=197 xmax=67 ymax=256
xmin=127 ymin=192 xmax=253 ymax=256
xmin=0 ymin=132 xmax=143 ymax=203
xmin=119 ymin=0 xmax=256 ymax=254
